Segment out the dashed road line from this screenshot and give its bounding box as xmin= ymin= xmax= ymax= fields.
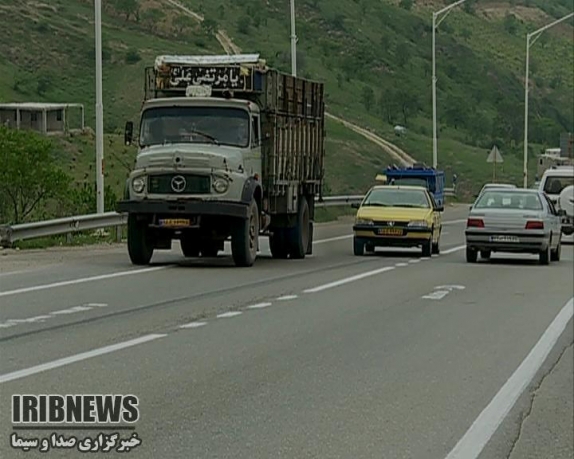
xmin=0 ymin=303 xmax=109 ymax=329
xmin=395 ymin=263 xmax=409 ymax=267
xmin=304 ymin=267 xmax=396 ymax=293
xmin=216 ymin=311 xmax=243 ymax=319
xmin=179 ymin=321 xmax=207 ymax=329
xmin=441 ymin=245 xmax=466 ymax=255
xmin=277 ymin=295 xmax=298 ymax=301
xmin=247 ymin=302 xmax=272 ymax=309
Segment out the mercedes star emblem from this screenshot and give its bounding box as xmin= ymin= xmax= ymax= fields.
xmin=171 ymin=175 xmax=187 ymax=193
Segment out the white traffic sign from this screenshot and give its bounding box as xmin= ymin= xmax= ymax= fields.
xmin=487 ymin=146 xmax=504 ymax=163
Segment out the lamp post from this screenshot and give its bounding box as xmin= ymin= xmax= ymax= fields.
xmin=290 ymin=0 xmax=297 ymax=76
xmin=523 ymin=12 xmax=573 ymax=189
xmin=432 ymin=0 xmax=467 ymax=169
xmin=95 ymin=0 xmax=105 ymax=213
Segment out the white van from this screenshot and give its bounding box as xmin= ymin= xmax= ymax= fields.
xmin=539 ymin=166 xmax=574 ymax=235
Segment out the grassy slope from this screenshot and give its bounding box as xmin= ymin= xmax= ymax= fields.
xmin=0 ymin=0 xmax=572 ymax=202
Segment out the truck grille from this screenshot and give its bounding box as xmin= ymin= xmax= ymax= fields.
xmin=148 ymin=174 xmax=211 ymax=194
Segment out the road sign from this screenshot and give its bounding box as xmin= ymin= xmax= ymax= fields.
xmin=486 ymin=146 xmax=504 ymax=163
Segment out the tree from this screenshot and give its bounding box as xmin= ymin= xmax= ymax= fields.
xmin=361 ymin=86 xmax=375 ymax=112
xmin=173 ymin=16 xmax=190 ymax=36
xmin=114 ymin=0 xmax=138 ymax=22
xmin=0 ymin=127 xmax=69 ymax=224
xmin=141 ymin=8 xmax=165 ymax=33
xmin=399 ymin=0 xmax=413 ymax=11
xmin=202 ymin=18 xmax=218 ymax=34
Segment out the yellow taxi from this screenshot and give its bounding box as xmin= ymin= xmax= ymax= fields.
xmin=351 ymin=185 xmax=443 ymax=256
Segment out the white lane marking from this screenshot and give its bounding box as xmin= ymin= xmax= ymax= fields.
xmin=409 ymin=259 xmax=421 ymax=264
xmin=247 ymin=302 xmax=272 ymax=309
xmin=179 ymin=321 xmax=207 ymax=329
xmin=422 ymin=290 xmax=450 ymax=300
xmin=395 ymin=263 xmax=409 ymax=267
xmin=0 ymin=266 xmax=167 ymax=298
xmin=445 ymin=297 xmax=574 ymax=459
xmin=0 ymin=334 xmax=167 ymax=384
xmin=216 ymin=311 xmax=243 ymax=318
xmin=0 ymin=303 xmax=109 ymax=329
xmin=441 ymin=245 xmax=466 ymax=255
xmin=436 ymin=285 xmax=466 ymax=291
xmin=421 ymin=257 xmax=431 ymax=261
xmin=304 ymin=267 xmax=395 ymax=293
xmin=277 ymin=295 xmax=298 ymax=301
xmin=314 ymin=235 xmax=353 ymax=244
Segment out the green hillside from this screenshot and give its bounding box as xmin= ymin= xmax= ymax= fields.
xmin=0 ymin=0 xmax=572 ymax=212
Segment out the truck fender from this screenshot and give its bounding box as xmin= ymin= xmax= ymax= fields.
xmin=241 ymin=178 xmax=262 ymax=210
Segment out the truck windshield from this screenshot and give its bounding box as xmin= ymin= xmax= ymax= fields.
xmin=139 ymin=106 xmax=250 ymax=148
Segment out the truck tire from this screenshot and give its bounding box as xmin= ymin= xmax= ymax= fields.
xmin=180 ymin=237 xmax=200 ymax=257
xmin=288 ymin=196 xmax=310 ymax=259
xmin=269 ymin=229 xmax=289 ymax=259
xmin=127 ymin=214 xmax=154 ymax=265
xmin=231 ymin=200 xmax=259 ymax=267
xmin=306 ymin=221 xmax=314 ymax=255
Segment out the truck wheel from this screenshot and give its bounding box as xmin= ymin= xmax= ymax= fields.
xmin=231 ymin=200 xmax=259 ymax=267
xmin=269 ymin=229 xmax=289 ymax=259
xmin=180 ymin=237 xmax=200 ymax=257
xmin=127 ymin=214 xmax=154 ymax=265
xmin=289 ymin=196 xmax=310 ymax=259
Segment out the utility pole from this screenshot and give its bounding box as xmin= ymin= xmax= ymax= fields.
xmin=290 ymin=0 xmax=297 ymax=77
xmin=95 ymin=0 xmax=105 ymax=213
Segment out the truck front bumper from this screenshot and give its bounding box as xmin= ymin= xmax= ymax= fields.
xmin=116 ymin=199 xmax=249 ymax=219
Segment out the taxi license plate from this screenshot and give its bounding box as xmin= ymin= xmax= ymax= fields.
xmin=490 ymin=235 xmax=519 ymax=243
xmin=158 ymin=218 xmax=193 ymax=228
xmin=378 ymin=228 xmax=403 ymax=236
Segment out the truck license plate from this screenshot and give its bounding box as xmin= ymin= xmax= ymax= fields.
xmin=159 ymin=218 xmax=193 ymax=228
xmin=490 ymin=235 xmax=519 ymax=243
xmin=378 ymin=228 xmax=403 ymax=236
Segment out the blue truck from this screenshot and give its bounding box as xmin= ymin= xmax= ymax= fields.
xmin=376 ymin=164 xmax=446 ymax=208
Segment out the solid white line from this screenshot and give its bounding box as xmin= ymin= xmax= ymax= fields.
xmin=179 ymin=321 xmax=207 ymax=329
xmin=247 ymin=302 xmax=272 ymax=309
xmin=409 ymin=259 xmax=421 ymax=264
xmin=0 ymin=334 xmax=167 ymax=384
xmin=277 ymin=295 xmax=298 ymax=301
xmin=441 ymin=245 xmax=466 ymax=255
xmin=395 ymin=263 xmax=409 ymax=267
xmin=216 ymin=311 xmax=243 ymax=318
xmin=0 ymin=266 xmax=168 ymax=298
xmin=304 ymin=266 xmax=395 ymax=293
xmin=445 ymin=297 xmax=574 ymax=459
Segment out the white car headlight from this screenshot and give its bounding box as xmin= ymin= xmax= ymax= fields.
xmin=355 ymin=218 xmax=374 ymax=225
xmin=408 ymin=220 xmax=429 ymax=228
xmin=132 ymin=177 xmax=145 ymax=193
xmin=213 ymin=178 xmax=229 ymax=193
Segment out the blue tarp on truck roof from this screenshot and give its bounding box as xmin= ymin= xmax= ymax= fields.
xmin=380 ymin=164 xmax=446 ymax=207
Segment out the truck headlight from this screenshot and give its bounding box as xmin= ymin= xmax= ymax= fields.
xmin=213 ymin=178 xmax=229 ymax=193
xmin=132 ymin=177 xmax=145 ymax=193
xmin=355 ymin=218 xmax=373 ymax=225
xmin=408 ymin=220 xmax=429 ymax=228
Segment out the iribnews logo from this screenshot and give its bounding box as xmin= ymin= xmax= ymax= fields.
xmin=12 ymin=395 xmax=139 ymax=424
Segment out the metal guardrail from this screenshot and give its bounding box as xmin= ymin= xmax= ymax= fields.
xmin=0 ymin=189 xmax=455 ymax=247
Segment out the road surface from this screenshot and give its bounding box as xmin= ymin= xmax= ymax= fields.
xmin=1 ymin=206 xmax=572 ymax=458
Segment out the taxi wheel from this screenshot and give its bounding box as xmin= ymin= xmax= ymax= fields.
xmin=365 ymin=243 xmax=375 ymax=253
xmin=353 ymin=237 xmax=364 ymax=256
xmin=421 ymin=239 xmax=432 ymax=257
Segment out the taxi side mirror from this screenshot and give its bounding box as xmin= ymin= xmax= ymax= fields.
xmin=351 ymin=203 xmax=360 ymax=209
xmin=435 ymin=205 xmax=444 ymax=212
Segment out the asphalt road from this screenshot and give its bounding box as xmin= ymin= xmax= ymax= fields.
xmin=1 ymin=206 xmax=572 ymax=458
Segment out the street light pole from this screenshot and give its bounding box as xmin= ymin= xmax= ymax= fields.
xmin=523 ymin=12 xmax=573 ymax=189
xmin=290 ymin=0 xmax=297 ymax=76
xmin=432 ymin=0 xmax=467 ymax=169
xmin=95 ymin=0 xmax=105 ymax=214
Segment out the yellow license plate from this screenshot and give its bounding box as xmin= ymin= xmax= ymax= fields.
xmin=159 ymin=218 xmax=191 ymax=227
xmin=378 ymin=228 xmax=403 ymax=236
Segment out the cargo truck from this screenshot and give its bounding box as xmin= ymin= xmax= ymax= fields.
xmin=117 ymin=54 xmax=325 ymax=267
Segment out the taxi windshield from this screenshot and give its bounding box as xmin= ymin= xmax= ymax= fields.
xmin=474 ymin=191 xmax=543 ymax=210
xmin=363 ymin=188 xmax=431 ymax=209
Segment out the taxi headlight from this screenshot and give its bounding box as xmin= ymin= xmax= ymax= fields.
xmin=408 ymin=220 xmax=429 ymax=228
xmin=355 ymin=218 xmax=374 ymax=225
xmin=213 ymin=178 xmax=229 ymax=193
xmin=132 ymin=177 xmax=145 ymax=193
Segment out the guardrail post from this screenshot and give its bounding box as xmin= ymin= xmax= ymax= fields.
xmin=66 ymin=232 xmax=73 ymax=244
xmin=116 ymin=225 xmax=122 ymax=243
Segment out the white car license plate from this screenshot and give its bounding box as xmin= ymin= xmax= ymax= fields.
xmin=490 ymin=235 xmax=519 ymax=243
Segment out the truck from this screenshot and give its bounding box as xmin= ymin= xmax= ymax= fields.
xmin=375 ymin=164 xmax=446 ymax=208
xmin=117 ymin=54 xmax=325 ymax=267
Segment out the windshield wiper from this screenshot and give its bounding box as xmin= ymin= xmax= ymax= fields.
xmin=190 ymin=130 xmax=220 ymax=145
xmin=394 ymin=204 xmax=426 ymax=208
xmin=364 ymin=202 xmax=390 ymax=207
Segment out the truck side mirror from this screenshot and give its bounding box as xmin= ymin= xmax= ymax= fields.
xmin=557 ymin=209 xmax=567 ymax=217
xmin=435 ymin=205 xmax=444 ymax=212
xmin=124 ymin=121 xmax=134 ymax=146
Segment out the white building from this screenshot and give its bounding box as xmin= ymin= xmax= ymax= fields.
xmin=0 ymin=102 xmax=85 ymax=135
